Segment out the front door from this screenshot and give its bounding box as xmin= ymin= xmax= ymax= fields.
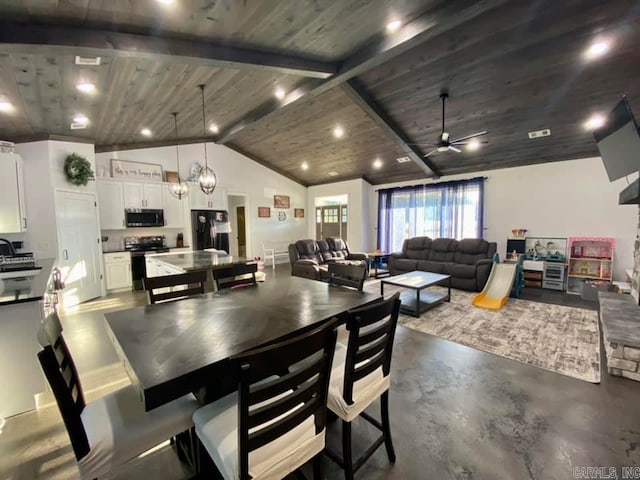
xmin=56 ymin=190 xmax=103 ymax=307
xmin=236 ymin=206 xmax=246 ymax=258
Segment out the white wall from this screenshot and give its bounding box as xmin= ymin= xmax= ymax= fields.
xmin=95 ymin=143 xmax=308 ymax=259
xmin=367 ymin=157 xmax=637 ymax=280
xmin=307 ymin=178 xmax=373 ymax=252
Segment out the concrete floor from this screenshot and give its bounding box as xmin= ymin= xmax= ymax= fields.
xmin=1 ymin=265 xmax=639 ymax=479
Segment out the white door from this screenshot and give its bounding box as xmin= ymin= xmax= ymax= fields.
xmin=0 ymin=154 xmax=23 ymax=233
xmin=123 ymin=182 xmax=144 ymax=208
xmin=56 ymin=191 xmax=103 ymax=307
xmin=163 ymin=189 xmax=185 ymax=228
xmin=143 ymin=184 xmax=164 ymax=209
xmin=97 ymin=182 xmax=126 ymax=229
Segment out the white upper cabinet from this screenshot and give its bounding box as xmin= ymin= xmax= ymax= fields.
xmin=97 ymin=181 xmax=126 ymax=229
xmin=189 ymin=183 xmax=227 ymax=210
xmin=123 ymin=182 xmax=163 ymax=209
xmin=162 ymin=188 xmax=185 ymax=228
xmin=0 ymin=153 xmax=27 ymax=233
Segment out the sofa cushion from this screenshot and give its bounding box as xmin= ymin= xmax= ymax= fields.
xmin=404 ymin=237 xmax=431 ymax=260
xmin=416 ymin=260 xmax=445 ymax=274
xmin=428 ymin=238 xmax=457 ymax=262
xmin=444 ymin=263 xmax=477 ymax=279
xmin=393 ymin=259 xmax=418 ymax=272
xmin=316 ymin=240 xmax=334 ymax=262
xmin=454 ymin=239 xmax=491 ymax=265
xmin=295 ymin=239 xmax=319 ymax=259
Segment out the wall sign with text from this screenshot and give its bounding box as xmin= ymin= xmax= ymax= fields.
xmin=111 ymin=159 xmax=164 ymax=182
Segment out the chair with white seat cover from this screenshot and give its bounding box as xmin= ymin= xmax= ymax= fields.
xmin=192 ymin=319 xmax=338 ymax=480
xmin=36 ymin=312 xmax=199 ymax=479
xmin=325 ymin=292 xmax=401 ymax=480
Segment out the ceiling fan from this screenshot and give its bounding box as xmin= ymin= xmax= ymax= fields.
xmin=412 ymin=92 xmax=488 ymax=158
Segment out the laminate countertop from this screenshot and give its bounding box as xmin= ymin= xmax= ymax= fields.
xmin=0 ymin=258 xmax=55 ymax=306
xmin=145 ymin=251 xmax=247 ymax=271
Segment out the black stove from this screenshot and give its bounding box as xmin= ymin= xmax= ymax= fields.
xmin=124 ymin=236 xmax=170 ymax=290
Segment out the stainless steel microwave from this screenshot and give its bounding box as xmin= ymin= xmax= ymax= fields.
xmin=125 ymin=209 xmax=165 ymax=227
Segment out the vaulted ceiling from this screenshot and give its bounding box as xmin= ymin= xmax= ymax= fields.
xmin=0 ymin=0 xmax=639 ymax=186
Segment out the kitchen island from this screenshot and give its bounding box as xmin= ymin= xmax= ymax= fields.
xmin=0 ymin=258 xmax=56 ymax=418
xmin=145 ymin=251 xmax=249 ymax=292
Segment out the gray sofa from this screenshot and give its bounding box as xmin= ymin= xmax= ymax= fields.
xmin=389 ymin=237 xmax=497 ymax=291
xmin=288 ymin=238 xmax=368 ymax=281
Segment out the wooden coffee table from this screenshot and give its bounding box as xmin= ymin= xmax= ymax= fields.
xmin=381 ymin=271 xmax=451 ymax=317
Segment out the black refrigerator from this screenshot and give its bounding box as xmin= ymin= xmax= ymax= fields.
xmin=191 ymin=210 xmax=230 ymax=253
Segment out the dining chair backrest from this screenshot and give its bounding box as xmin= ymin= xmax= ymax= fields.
xmin=328 ymin=262 xmax=367 ymax=291
xmin=213 ymin=262 xmax=257 ymax=290
xmin=37 ymin=313 xmax=90 ymax=461
xmin=143 ymin=271 xmax=207 ymax=304
xmin=231 ymin=319 xmax=338 ymax=479
xmin=342 ymin=293 xmax=401 ymax=404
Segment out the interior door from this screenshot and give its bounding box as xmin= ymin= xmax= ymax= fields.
xmin=236 ymin=206 xmax=246 ymax=257
xmin=56 ymin=191 xmax=103 ymax=307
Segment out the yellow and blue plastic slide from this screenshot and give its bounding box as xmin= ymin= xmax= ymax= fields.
xmin=472 ymin=262 xmax=518 ymax=310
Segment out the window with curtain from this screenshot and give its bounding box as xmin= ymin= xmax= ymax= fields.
xmin=377 ymin=177 xmax=484 ymax=253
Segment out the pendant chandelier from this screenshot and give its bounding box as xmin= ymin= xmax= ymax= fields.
xmin=167 ymin=112 xmax=189 ymax=199
xmin=197 ymin=84 xmax=217 ymax=195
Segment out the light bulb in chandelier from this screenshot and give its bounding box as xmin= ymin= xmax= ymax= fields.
xmin=198 ymin=166 xmax=217 ymax=194
xmin=168 ymin=180 xmax=190 ymax=199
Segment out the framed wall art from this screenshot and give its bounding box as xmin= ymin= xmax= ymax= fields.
xmin=294 ymin=208 xmax=304 ymax=218
xmin=274 ymin=195 xmax=290 ymax=209
xmin=258 ymin=207 xmax=271 ymax=218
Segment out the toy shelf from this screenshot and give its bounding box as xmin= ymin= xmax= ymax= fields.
xmin=567 ymin=237 xmax=615 ymax=295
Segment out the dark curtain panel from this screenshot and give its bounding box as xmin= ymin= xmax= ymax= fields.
xmin=377 ymin=177 xmax=485 ymax=253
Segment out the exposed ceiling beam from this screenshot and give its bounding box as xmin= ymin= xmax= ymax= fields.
xmin=95 ymin=136 xmax=215 ymax=153
xmin=341 ymin=79 xmax=440 ymax=178
xmin=0 ymin=21 xmax=337 ymax=79
xmin=217 ymin=0 xmax=508 ymax=144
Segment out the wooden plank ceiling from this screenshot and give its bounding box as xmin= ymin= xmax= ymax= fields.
xmin=0 ymin=0 xmax=639 ymax=185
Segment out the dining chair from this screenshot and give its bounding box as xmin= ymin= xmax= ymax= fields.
xmin=212 ymin=262 xmax=258 ymax=290
xmin=36 ymin=312 xmax=200 ymax=480
xmin=328 ymin=262 xmax=368 ymax=291
xmin=192 ymin=319 xmax=338 ymax=480
xmin=325 ymin=292 xmax=401 ymax=480
xmin=142 ymin=270 xmax=207 ymax=304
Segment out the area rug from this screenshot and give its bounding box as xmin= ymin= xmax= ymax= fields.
xmin=365 ymin=281 xmax=601 ymax=383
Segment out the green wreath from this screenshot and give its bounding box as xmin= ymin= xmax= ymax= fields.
xmin=64 ymin=153 xmax=95 ymax=186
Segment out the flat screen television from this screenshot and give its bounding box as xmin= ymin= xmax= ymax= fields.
xmin=593 ymin=96 xmax=640 ymax=182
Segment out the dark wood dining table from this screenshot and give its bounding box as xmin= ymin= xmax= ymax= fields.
xmin=104 ymin=276 xmax=380 ymax=411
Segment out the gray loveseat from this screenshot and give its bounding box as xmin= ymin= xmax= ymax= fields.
xmin=389 ymin=237 xmax=497 ymax=291
xmin=288 ymin=238 xmax=368 ymax=281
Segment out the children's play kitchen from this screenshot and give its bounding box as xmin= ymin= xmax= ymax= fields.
xmin=506 ymin=232 xmax=614 ymax=297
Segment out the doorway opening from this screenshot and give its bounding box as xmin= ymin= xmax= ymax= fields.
xmin=314 ymin=194 xmax=348 ymax=241
xmin=227 ymin=194 xmax=248 ymax=258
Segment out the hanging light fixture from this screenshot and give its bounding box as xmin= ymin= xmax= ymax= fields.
xmin=167 ymin=112 xmax=189 ymax=199
xmin=196 ymin=84 xmax=217 ymax=194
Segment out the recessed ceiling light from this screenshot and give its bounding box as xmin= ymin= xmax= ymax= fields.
xmin=275 ymin=88 xmax=286 ymax=100
xmin=0 ymin=100 xmax=14 ymax=113
xmin=76 ymin=82 xmax=96 ymax=94
xmin=466 ymin=139 xmax=481 ymax=151
xmin=333 ymin=126 xmax=344 ymax=138
xmin=301 ymin=162 xmax=309 ymax=171
xmin=73 ymin=114 xmax=89 ymax=124
xmin=209 ymin=123 xmax=219 ymax=133
xmin=584 ymin=41 xmax=610 ymax=60
xmin=328 ymin=171 xmax=339 ymax=176
xmin=386 ymin=19 xmax=402 ymax=33
xmin=141 ymin=128 xmax=152 ymax=137
xmin=373 ymin=158 xmax=383 ymax=169
xmin=584 ymin=114 xmax=605 ymax=131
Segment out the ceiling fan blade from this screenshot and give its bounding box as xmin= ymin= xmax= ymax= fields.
xmin=449 ymin=146 xmax=461 ymax=153
xmin=424 ymin=149 xmax=438 ymax=158
xmin=451 ymin=140 xmax=489 ymax=145
xmin=451 ymin=131 xmax=488 ymax=143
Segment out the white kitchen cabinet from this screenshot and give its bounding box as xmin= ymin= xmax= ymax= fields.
xmin=97 ymin=181 xmax=126 ymax=229
xmin=0 ymin=153 xmax=27 ymax=233
xmin=123 ymin=182 xmax=163 ymax=209
xmin=104 ymin=252 xmax=132 ymax=290
xmin=163 ymin=189 xmax=185 ymax=228
xmin=189 ymin=183 xmax=227 ymax=210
